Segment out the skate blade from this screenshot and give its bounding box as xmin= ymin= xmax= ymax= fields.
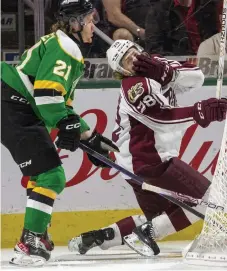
xmin=10 ymin=252 xmax=46 ymax=267
xmin=124 ymin=233 xmax=182 ymax=258
xmin=124 ymin=233 xmax=154 ymax=257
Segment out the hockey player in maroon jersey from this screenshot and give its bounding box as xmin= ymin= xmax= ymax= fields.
xmin=68 ymin=40 xmax=227 ymax=256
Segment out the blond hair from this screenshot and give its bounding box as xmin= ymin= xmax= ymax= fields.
xmin=113 ymin=71 xmax=125 ymax=80
xmin=50 ymin=21 xmax=73 ymax=34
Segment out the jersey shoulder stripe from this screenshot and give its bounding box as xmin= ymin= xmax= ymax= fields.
xmin=56 ymin=30 xmax=84 ymax=63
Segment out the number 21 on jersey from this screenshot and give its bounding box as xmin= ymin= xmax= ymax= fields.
xmin=53 ymin=60 xmax=71 ymax=81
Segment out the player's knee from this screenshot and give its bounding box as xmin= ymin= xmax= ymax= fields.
xmin=36 ymin=166 xmax=66 ymax=195
xmin=52 ymin=167 xmax=66 ymax=194
xmin=144 ymin=158 xmax=210 ymax=198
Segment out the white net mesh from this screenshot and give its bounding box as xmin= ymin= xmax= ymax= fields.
xmin=184 ymin=118 xmax=227 ymax=266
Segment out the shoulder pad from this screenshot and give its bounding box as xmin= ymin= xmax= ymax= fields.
xmin=56 ymin=30 xmax=84 ymax=63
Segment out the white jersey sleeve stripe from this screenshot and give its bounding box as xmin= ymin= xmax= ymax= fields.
xmin=35 ymin=96 xmax=65 ymax=105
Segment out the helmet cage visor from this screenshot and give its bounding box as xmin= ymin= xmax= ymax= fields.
xmin=111 ymin=42 xmax=143 ymax=76
xmin=61 ymin=8 xmax=99 ymax=26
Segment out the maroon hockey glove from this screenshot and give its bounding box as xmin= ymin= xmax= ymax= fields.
xmin=132 ymin=54 xmax=174 ymax=86
xmin=193 ymin=98 xmax=227 ymax=128
xmin=81 ymin=131 xmax=119 ymax=168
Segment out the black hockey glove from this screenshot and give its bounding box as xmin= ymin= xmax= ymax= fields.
xmin=56 ymin=115 xmax=81 ymax=152
xmin=81 ymin=131 xmax=119 ymax=168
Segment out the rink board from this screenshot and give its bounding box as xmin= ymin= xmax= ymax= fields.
xmin=1 ymin=80 xmax=226 ymax=248
xmin=1 ymin=210 xmax=203 ymax=248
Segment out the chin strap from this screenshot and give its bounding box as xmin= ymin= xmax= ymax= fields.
xmin=69 ymin=33 xmax=92 ymax=57
xmin=77 ymin=31 xmax=83 ymax=43
xmin=69 ymin=33 xmax=82 ymax=45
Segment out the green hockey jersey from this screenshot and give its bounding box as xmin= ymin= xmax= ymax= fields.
xmin=1 ymin=30 xmax=90 ymax=132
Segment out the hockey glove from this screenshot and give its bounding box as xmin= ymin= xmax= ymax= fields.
xmin=56 ymin=115 xmax=81 ymax=151
xmin=132 ymin=53 xmax=174 ymax=86
xmin=81 ymin=131 xmax=119 ymax=168
xmin=193 ymin=98 xmax=227 ymax=128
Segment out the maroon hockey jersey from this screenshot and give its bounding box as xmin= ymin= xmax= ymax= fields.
xmin=112 ymin=58 xmax=204 ymax=179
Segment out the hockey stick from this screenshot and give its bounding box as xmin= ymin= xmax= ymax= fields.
xmin=94 ymin=25 xmax=114 ymax=45
xmin=142 ymin=183 xmax=226 ymax=213
xmin=79 ymin=142 xmax=205 ymax=219
xmin=216 ymin=0 xmax=227 ymax=99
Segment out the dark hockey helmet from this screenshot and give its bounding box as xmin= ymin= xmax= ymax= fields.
xmin=57 ymin=0 xmax=98 ymax=26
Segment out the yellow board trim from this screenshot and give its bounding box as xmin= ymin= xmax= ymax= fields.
xmin=34 ymin=80 xmax=67 ymax=95
xmin=33 ymin=187 xmax=57 ymax=200
xmin=1 ymin=209 xmax=203 ymax=248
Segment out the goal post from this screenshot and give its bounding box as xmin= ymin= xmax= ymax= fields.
xmin=216 ymin=0 xmax=227 ymax=99
xmin=183 ymin=117 xmax=227 ymax=266
xmin=183 ymin=1 xmax=227 ymax=265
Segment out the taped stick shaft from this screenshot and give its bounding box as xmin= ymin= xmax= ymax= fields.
xmin=94 ymin=25 xmax=114 ymax=45
xmin=79 ymin=142 xmax=205 ymax=219
xmin=142 ymin=183 xmax=225 ymax=213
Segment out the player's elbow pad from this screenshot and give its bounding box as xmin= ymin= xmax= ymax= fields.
xmin=193 ymin=70 xmax=205 ymax=89
xmin=174 ymin=69 xmax=205 ymax=92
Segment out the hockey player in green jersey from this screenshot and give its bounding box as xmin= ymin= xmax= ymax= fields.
xmin=1 ymin=0 xmax=118 ymax=267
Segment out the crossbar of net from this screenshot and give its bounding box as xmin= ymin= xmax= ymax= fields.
xmin=187 ymin=118 xmax=227 ymax=256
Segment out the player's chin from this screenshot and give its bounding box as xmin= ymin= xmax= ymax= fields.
xmin=86 ymin=37 xmax=93 ymax=44
xmin=129 ymin=69 xmax=136 ymax=76
xmin=87 ymin=33 xmax=94 ymax=43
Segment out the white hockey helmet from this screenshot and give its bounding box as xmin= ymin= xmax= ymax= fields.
xmin=106 ymin=39 xmax=143 ymax=76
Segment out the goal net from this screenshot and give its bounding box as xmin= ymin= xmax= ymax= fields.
xmin=184 ymin=0 xmax=227 ymax=265
xmin=183 ymin=117 xmax=227 ymax=266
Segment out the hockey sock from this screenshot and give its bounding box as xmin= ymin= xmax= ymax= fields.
xmin=99 ymin=223 xmax=122 ymax=249
xmin=24 ymin=166 xmax=65 ymax=233
xmin=152 ymin=201 xmax=205 ymax=241
xmin=116 ymin=215 xmax=147 ymax=238
xmin=24 ymin=187 xmax=56 ymax=233
xmin=26 ymin=180 xmax=52 ymax=232
xmin=99 ymin=215 xmax=147 ymax=249
xmin=26 ymin=179 xmax=36 ymax=197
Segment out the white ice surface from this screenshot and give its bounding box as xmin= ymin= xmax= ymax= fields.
xmin=1 ymin=241 xmax=226 ymax=271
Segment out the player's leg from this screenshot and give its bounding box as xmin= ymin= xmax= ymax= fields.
xmin=26 ymin=179 xmax=55 ymax=251
xmin=94 ymin=156 xmax=210 ymax=252
xmin=125 ymin=158 xmax=210 ymax=255
xmin=26 ymin=180 xmax=36 ymax=198
xmin=68 ymin=180 xmax=172 ymax=254
xmin=68 ymin=214 xmax=147 ymax=254
xmin=69 ymin=158 xmax=210 ymax=255
xmin=123 ymin=182 xmax=174 ymax=255
xmin=1 ymin=83 xmax=64 ymax=266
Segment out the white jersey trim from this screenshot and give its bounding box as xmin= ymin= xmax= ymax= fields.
xmin=16 ymin=69 xmax=34 ymax=96
xmin=35 ymin=96 xmax=65 ymax=105
xmin=16 ymin=41 xmax=42 ymax=71
xmin=121 ymin=87 xmax=193 ymax=126
xmin=56 ymin=30 xmax=83 ymax=63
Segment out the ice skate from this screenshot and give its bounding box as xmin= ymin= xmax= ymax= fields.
xmin=68 ymin=228 xmax=115 ymax=254
xmin=124 ymin=221 xmax=160 ymax=257
xmin=41 ymin=228 xmax=55 ymax=252
xmin=10 ymin=229 xmax=52 ymax=267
